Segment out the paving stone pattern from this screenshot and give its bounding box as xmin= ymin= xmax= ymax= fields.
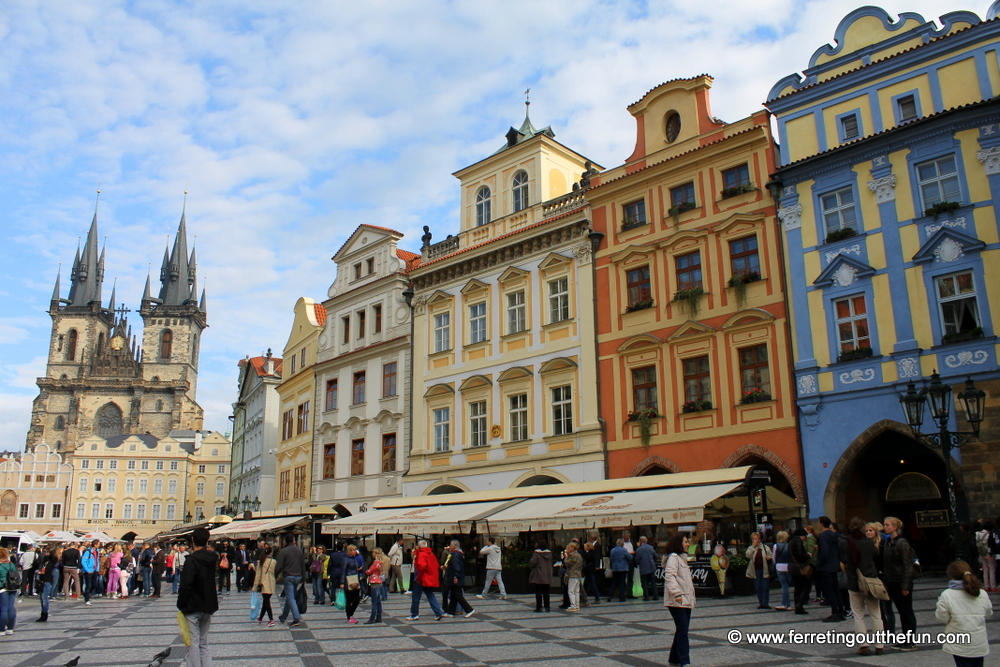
xmin=0 ymin=578 xmax=995 ymax=667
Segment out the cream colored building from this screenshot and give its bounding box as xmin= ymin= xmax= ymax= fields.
xmin=65 ymin=430 xmax=231 ymax=540
xmin=0 ymin=444 xmax=74 ymax=534
xmin=275 ymin=298 xmax=324 ymax=513
xmin=405 ymin=110 xmax=605 ymax=495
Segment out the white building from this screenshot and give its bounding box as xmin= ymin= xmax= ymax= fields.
xmin=231 ymin=351 xmax=282 ymax=513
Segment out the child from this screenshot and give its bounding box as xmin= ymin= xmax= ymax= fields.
xmin=935 ymin=560 xmax=994 ymax=667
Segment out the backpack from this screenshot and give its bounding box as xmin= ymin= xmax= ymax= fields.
xmin=219 ymin=553 xmax=230 ymax=570
xmin=977 ymin=532 xmax=990 ymax=558
xmin=4 ymin=564 xmax=22 ymax=591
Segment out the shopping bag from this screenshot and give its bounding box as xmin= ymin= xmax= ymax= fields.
xmin=249 ymin=591 xmax=262 ymax=621
xmin=177 ymin=610 xmax=191 ymax=647
xmin=632 ymin=567 xmax=644 ymax=598
xmin=296 ymin=582 xmax=308 ymax=614
xmin=334 ymin=588 xmax=346 ymax=610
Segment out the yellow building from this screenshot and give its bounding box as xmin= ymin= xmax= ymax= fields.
xmin=275 ymin=297 xmax=325 ymax=512
xmin=406 ymin=108 xmax=605 ymax=495
xmin=0 ymin=444 xmax=74 ymax=534
xmin=64 ymin=430 xmax=230 ymax=540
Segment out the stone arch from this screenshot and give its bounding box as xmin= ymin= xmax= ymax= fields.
xmin=95 ymin=402 xmax=124 ymax=439
xmin=627 ymin=456 xmax=683 ymax=477
xmin=427 ymin=482 xmax=468 ymax=495
xmin=510 ymin=469 xmax=571 ymax=488
xmin=721 ymin=444 xmax=805 ymax=502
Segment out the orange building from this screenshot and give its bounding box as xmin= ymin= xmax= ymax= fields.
xmin=588 ymin=76 xmax=805 ymax=502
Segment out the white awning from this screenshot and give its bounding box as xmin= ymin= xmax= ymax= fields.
xmin=322 ymin=500 xmax=516 ymax=535
xmin=482 ymin=483 xmax=743 ymax=532
xmin=210 ymin=516 xmax=306 ymax=539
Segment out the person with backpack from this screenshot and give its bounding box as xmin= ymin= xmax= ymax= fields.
xmin=935 ymin=560 xmax=994 ymax=667
xmin=0 ymin=547 xmax=19 ymax=635
xmin=884 ymin=516 xmax=918 ymax=651
xmin=139 ymin=543 xmax=154 ymax=597
xmin=976 ymin=520 xmax=996 ymax=594
xmin=840 ymin=518 xmax=886 ymax=655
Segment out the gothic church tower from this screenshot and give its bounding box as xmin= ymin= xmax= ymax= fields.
xmin=26 ymin=200 xmax=207 ymax=452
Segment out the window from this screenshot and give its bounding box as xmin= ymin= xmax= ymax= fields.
xmin=107 ymin=477 xmax=116 ymax=493
xmin=51 ymin=504 xmax=61 ymax=519
xmin=626 ymin=266 xmax=651 ymax=306
xmin=722 ymin=163 xmax=750 ymax=190
xmin=820 ymin=187 xmax=858 ymax=234
xmin=109 ymin=460 xmax=117 ymax=469
xmin=300 ymin=348 xmax=306 ymax=367
xmin=433 ymin=408 xmax=450 ymax=452
xmin=155 ymin=460 xmax=164 ymax=470
xmin=282 ymin=409 xmax=294 ymax=440
xmin=168 ymin=479 xmax=177 ymax=494
xmin=374 ymin=304 xmax=382 ymax=334
xmin=357 ymin=310 xmax=366 ymax=338
xmin=106 ymin=503 xmax=115 ymax=519
xmin=897 ymin=94 xmax=918 ymax=121
xmin=125 ymin=478 xmax=134 ymax=493
xmin=160 ymin=330 xmax=173 ymax=359
xmin=76 ymin=503 xmax=85 ymax=519
xmin=166 ymin=504 xmax=175 ymax=521
xmin=351 ymin=439 xmax=365 ymax=476
xmin=434 ymin=312 xmax=451 ymax=352
xmin=676 ymin=251 xmax=702 ymax=290
xmin=153 ymin=478 xmax=163 ymax=494
xmin=632 ymin=366 xmax=658 ymax=411
xmin=937 ymin=271 xmax=980 ymax=337
xmin=196 ymin=481 xmax=205 ymax=496
xmin=322 ymin=378 xmax=338 ymax=411
xmin=366 ymin=257 xmax=375 ymax=275
xmin=683 ymin=356 xmax=712 ymax=403
xmin=840 ymin=113 xmax=860 ymax=141
xmin=81 ymin=459 xmax=90 ymax=469
xmin=739 ymin=345 xmax=771 ymax=395
xmin=469 ymin=303 xmax=487 ymax=344
xmin=136 ymin=504 xmax=146 ymax=520
xmin=127 ymin=460 xmax=136 ymax=470
xmin=323 ymin=444 xmax=336 ymax=479
xmin=917 ymin=155 xmax=961 ymax=210
xmin=342 ymin=316 xmax=350 ymax=345
xmin=353 ymin=372 xmax=366 ymax=404
xmin=66 ymin=329 xmax=78 ymax=360
xmin=35 ymin=503 xmax=45 ymax=519
xmin=383 ymin=362 xmax=397 ymax=397
xmin=216 ymin=482 xmax=224 ymax=496
xmin=293 ymin=465 xmax=307 ymax=499
xmin=122 ymin=503 xmax=132 ymax=520
xmin=730 ymin=236 xmax=760 ymax=276
xmin=279 ymin=470 xmax=291 ymax=502
xmin=552 ymin=385 xmax=573 ymax=436
xmin=141 ymin=460 xmax=149 ymax=470
xmin=96 ymin=402 xmax=124 ymax=439
xmin=469 ymin=401 xmax=488 ymax=448
xmin=217 ymin=464 xmax=225 ymax=474
xmin=835 ymin=295 xmax=870 ymax=354
xmin=507 ymin=291 xmax=526 ymax=334
xmin=665 ymin=112 xmax=681 ymax=142
xmin=382 ymin=433 xmax=397 ymax=473
xmin=513 ymin=171 xmax=529 ymax=212
xmin=476 ymin=186 xmax=492 ymax=226
xmin=91 ymin=503 xmax=100 ymax=519
xmin=549 ymin=278 xmax=569 ymax=323
xmin=290 ymin=355 xmax=296 ymax=374
xmin=353 ymin=263 xmax=362 ymax=280
xmin=169 ymin=461 xmax=178 ymax=471
xmin=509 ymin=393 xmax=529 ymax=441
xmin=197 ymin=464 xmax=206 ymax=474
xmin=623 ymin=200 xmax=646 ymax=228
xmin=670 ymin=182 xmax=695 ymax=209
xmin=19 ymin=503 xmax=29 ymax=519
xmin=55 ymin=415 xmax=64 ymax=430
xmin=296 ymin=401 xmax=310 ymax=435
xmin=78 ymin=476 xmax=88 ymax=493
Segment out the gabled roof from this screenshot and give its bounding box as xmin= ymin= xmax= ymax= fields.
xmin=313 ymin=304 xmax=328 ymax=326
xmin=396 ymin=249 xmax=421 ymax=271
xmin=912 ymin=227 xmax=985 ymax=264
xmin=240 ymin=355 xmax=283 ymax=378
xmin=813 ymin=255 xmax=877 ymax=287
xmin=331 ymin=224 xmax=405 ymax=261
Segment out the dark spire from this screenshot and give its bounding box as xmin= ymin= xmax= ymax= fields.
xmin=141 ymin=274 xmax=151 ymax=302
xmin=158 ymin=202 xmax=197 ymax=306
xmin=199 ymin=287 xmax=207 ymax=312
xmin=51 ymin=267 xmax=61 ymax=303
xmin=67 ymin=193 xmax=105 ymax=307
xmin=107 ymin=279 xmax=116 ymax=311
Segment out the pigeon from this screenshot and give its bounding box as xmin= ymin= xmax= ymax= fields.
xmin=147 ymin=647 xmax=172 ymax=667
xmin=63 ymin=658 xmax=80 ymax=667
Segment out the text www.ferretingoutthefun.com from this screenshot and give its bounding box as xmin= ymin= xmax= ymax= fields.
xmin=727 ymin=629 xmax=970 ymax=648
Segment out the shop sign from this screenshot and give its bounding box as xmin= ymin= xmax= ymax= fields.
xmin=915 ymin=509 xmax=950 ymax=528
xmin=886 ymin=472 xmax=941 ymax=502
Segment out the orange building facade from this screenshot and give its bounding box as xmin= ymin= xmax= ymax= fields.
xmin=588 ymin=76 xmax=805 ymax=502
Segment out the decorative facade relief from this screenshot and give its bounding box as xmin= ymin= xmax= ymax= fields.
xmin=867 ymin=174 xmax=897 ymax=204
xmin=944 ymin=350 xmax=989 ymax=368
xmin=799 ymin=402 xmax=823 ymax=430
xmin=832 ymin=263 xmax=859 ymax=287
xmin=977 ymin=146 xmax=1000 ymax=175
xmin=897 ymin=357 xmax=920 ymax=379
xmin=839 ymin=368 xmax=876 ymax=384
xmin=925 ymin=218 xmax=967 ymax=236
xmin=572 ymin=242 xmax=593 ymax=265
xmin=825 ymin=244 xmax=862 ymax=263
xmin=410 ymin=293 xmax=429 ymax=315
xmin=797 ymin=374 xmax=818 ymax=395
xmin=778 ymin=203 xmax=803 ymax=231
xmin=934 ymin=237 xmax=965 ymax=263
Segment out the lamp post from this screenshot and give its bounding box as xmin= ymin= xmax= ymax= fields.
xmin=899 ymin=371 xmax=985 ymax=562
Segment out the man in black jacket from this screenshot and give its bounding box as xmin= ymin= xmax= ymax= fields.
xmin=444 ymin=540 xmax=475 ymax=618
xmin=177 ymin=528 xmax=219 ymax=667
xmin=275 ymin=534 xmax=305 ymax=626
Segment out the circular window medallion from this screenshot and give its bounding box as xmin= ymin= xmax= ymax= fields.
xmin=665 ymin=112 xmax=681 ymax=143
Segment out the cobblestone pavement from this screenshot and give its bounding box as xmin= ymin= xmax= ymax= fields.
xmin=0 ymin=578 xmax=995 ymax=667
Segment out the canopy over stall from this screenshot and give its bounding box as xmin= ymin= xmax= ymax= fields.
xmin=39 ymin=530 xmax=78 ymax=542
xmin=210 ymin=515 xmax=306 ymax=540
xmin=322 ymin=500 xmax=516 ymax=536
xmin=75 ymin=530 xmax=123 ymax=543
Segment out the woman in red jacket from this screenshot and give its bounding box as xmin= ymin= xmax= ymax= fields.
xmin=407 ymin=540 xmax=446 ymax=621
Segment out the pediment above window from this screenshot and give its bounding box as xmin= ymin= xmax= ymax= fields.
xmin=459 ymin=374 xmax=493 ymax=391
xmin=539 ymin=357 xmax=578 ymax=375
xmin=711 ymin=211 xmax=765 ymax=236
xmin=460 ymin=279 xmax=490 ymax=295
xmin=498 ymin=266 xmax=529 ymax=284
xmin=912 ymin=228 xmax=984 ymax=265
xmin=423 ymin=383 xmax=456 ymax=399
xmin=660 ymin=229 xmax=706 ymax=252
xmin=616 ymin=334 xmax=661 ymax=352
xmin=721 ymin=308 xmax=776 ymax=329
xmin=497 ymin=366 xmax=533 ymax=383
xmin=426 ymin=289 xmax=453 ymax=305
xmin=813 ymin=256 xmax=876 ymax=288
xmin=609 ymin=244 xmax=655 ymax=265
xmin=666 ymin=321 xmax=717 ymax=341
xmin=538 ymin=252 xmax=572 ymax=271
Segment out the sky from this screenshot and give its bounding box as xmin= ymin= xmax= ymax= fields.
xmin=0 ymin=0 xmax=972 ymax=449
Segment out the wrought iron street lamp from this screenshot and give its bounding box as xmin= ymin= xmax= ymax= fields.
xmin=184 ymin=511 xmax=192 ymax=524
xmin=252 ymin=497 xmax=261 ymax=512
xmin=899 ymin=371 xmax=985 ymax=561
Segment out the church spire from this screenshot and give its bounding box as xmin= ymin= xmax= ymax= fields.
xmin=66 ymin=192 xmax=105 ymax=307
xmin=50 ymin=266 xmax=62 ymax=311
xmin=158 ymin=200 xmax=196 ymax=306
xmin=107 ymin=279 xmax=117 ymax=311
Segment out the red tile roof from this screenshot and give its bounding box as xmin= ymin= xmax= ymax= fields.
xmin=240 ymin=356 xmax=283 ymax=378
xmin=313 ymin=303 xmax=328 ymax=326
xmin=396 ymin=249 xmax=421 ymax=271
xmin=628 ymin=74 xmax=713 ymax=109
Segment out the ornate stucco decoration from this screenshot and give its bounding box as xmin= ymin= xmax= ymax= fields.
xmin=867 ymin=174 xmax=897 ymax=204
xmin=925 ymin=218 xmax=967 ymax=237
xmin=410 ymin=293 xmax=429 ymax=315
xmin=832 ymin=263 xmax=858 ymax=287
xmin=934 ymin=237 xmax=964 ymax=263
xmin=778 ymin=203 xmax=803 ymax=231
xmin=825 ymin=244 xmax=862 ymax=264
xmin=572 ymin=241 xmax=593 ymax=265
xmin=799 ymin=402 xmax=823 ymax=430
xmin=797 ymin=374 xmax=818 ymax=395
xmin=977 ymin=146 xmax=1000 ymax=175
xmin=897 ymin=357 xmax=920 ymax=379
xmin=840 ymin=368 xmax=876 ymax=384
xmin=944 ymin=350 xmax=989 ymax=368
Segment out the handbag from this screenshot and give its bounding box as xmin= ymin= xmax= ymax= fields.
xmin=346 ymin=574 xmax=360 ymax=590
xmin=177 ymin=610 xmax=191 ymax=647
xmin=790 ymin=549 xmax=813 ymax=579
xmin=857 ymin=570 xmax=890 ymax=601
xmin=219 ymin=554 xmax=230 ymax=570
xmin=334 ymin=588 xmax=347 ymax=610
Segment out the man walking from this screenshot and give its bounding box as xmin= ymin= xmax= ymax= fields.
xmin=61 ymin=542 xmax=82 ymax=599
xmin=20 ymin=545 xmax=38 ymax=598
xmin=274 ymin=534 xmax=305 ymax=627
xmin=139 ymin=543 xmax=155 ymax=597
xmin=177 ymin=528 xmax=219 ymax=667
xmin=634 ymin=536 xmax=658 ymax=601
xmin=407 ymin=539 xmax=445 ymax=621
xmin=583 ymin=541 xmax=602 ymax=604
xmin=79 ymin=542 xmax=98 ymax=606
xmin=387 ymin=538 xmax=405 ymax=594
xmin=622 ymin=530 xmax=636 ymax=597
xmin=477 ymin=537 xmax=506 ymax=599
xmin=151 ymin=545 xmax=166 ymax=598
xmin=173 ymin=544 xmax=187 ymax=595
xmin=444 ymin=540 xmax=475 ymax=618
xmin=236 ymin=543 xmax=251 ymax=593
xmin=816 ymin=517 xmax=845 ymax=622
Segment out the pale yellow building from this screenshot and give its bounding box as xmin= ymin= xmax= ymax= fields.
xmin=405 ymin=110 xmax=605 ymax=495
xmin=0 ymin=444 xmax=74 ymax=534
xmin=275 ymin=298 xmax=324 ymax=513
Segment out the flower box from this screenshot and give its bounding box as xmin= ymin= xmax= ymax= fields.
xmin=941 ymin=327 xmax=984 ymax=345
xmin=824 ymin=227 xmax=858 ymax=244
xmin=682 ymin=400 xmax=713 ymax=413
xmin=837 ymin=346 xmax=873 ymax=363
xmin=739 ymin=389 xmax=772 ymax=405
xmin=625 ymin=299 xmax=654 ymax=313
xmin=720 ymin=183 xmax=757 ymax=199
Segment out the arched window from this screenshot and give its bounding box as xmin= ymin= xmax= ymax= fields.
xmin=476 ymin=186 xmax=492 ymax=226
xmin=54 ymin=416 xmax=65 ymax=430
xmin=66 ymin=329 xmax=78 ymax=361
xmin=160 ymin=330 xmax=173 ymax=359
xmin=155 ymin=399 xmax=163 ymax=411
xmin=95 ymin=403 xmax=123 ymax=439
xmin=512 ymin=171 xmax=529 ymax=213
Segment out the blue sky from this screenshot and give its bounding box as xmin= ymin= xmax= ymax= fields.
xmin=0 ymin=0 xmax=968 ymax=447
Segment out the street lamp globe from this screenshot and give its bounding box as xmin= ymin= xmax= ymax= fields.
xmin=899 ymin=381 xmax=926 ymax=432
xmin=959 ymin=376 xmax=987 ymax=436
xmin=925 ymin=371 xmax=953 ymax=424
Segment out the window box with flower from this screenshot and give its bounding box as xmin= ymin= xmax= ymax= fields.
xmin=720 ymin=183 xmax=758 ymax=199
xmin=824 ymin=227 xmax=858 ymax=244
xmin=941 ymin=326 xmax=983 ymax=345
xmin=681 ymin=399 xmax=713 ymax=413
xmin=625 ymin=298 xmax=654 ymax=313
xmin=667 ymin=201 xmax=697 ymax=222
xmin=739 ymin=388 xmax=772 ymax=405
xmin=924 ymin=201 xmax=962 ymax=219
xmin=627 ymin=407 xmax=660 ymax=447
xmin=837 ymin=346 xmax=873 ymax=363
xmin=727 ymin=270 xmax=762 ymax=310
xmin=672 ymin=286 xmax=705 ymax=317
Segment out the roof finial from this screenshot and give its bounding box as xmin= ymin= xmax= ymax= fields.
xmin=94 ymin=187 xmax=101 ymax=218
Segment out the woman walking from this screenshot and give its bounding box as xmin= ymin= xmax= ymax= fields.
xmin=745 ymin=532 xmax=772 ymax=609
xmin=529 ymin=541 xmax=553 ymax=613
xmin=772 ymin=532 xmax=791 ymax=610
xmin=841 ymin=518 xmax=885 ymax=655
xmin=0 ymin=548 xmax=18 ymax=635
xmin=36 ymin=546 xmax=60 ymax=622
xmin=976 ymin=521 xmax=996 ymax=593
xmin=788 ymin=528 xmax=813 ymax=614
xmin=663 ymin=534 xmax=695 ymax=667
xmin=339 ymin=545 xmax=363 ymax=624
xmin=118 ymin=552 xmax=134 ymax=599
xmin=310 ymin=546 xmax=327 ymax=605
xmin=107 ymin=544 xmax=123 ymax=597
xmin=365 ymin=547 xmax=389 ymax=624
xmin=935 ymin=560 xmax=994 ymax=667
xmin=256 ymin=547 xmax=276 ymax=628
